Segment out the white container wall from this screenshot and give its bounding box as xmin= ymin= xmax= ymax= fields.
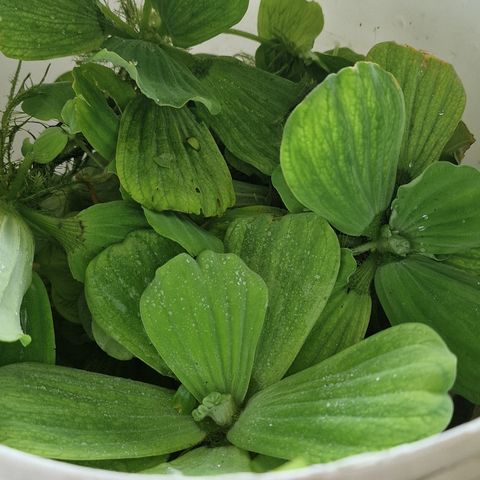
xmin=0 ymin=1 xmax=479 ymax=479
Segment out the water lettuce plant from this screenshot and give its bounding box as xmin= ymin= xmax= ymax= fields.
xmin=0 ymin=0 xmax=478 ymax=475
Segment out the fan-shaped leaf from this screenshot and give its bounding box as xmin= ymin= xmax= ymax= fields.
xmin=116 ymin=96 xmax=234 ymax=217
xmin=152 ymin=0 xmax=249 ymax=48
xmin=91 ymin=38 xmax=218 ymax=113
xmin=0 ymin=363 xmax=205 ymax=460
xmin=228 ymin=324 xmax=456 ymax=463
xmin=140 ymin=251 xmax=268 ymax=405
xmin=281 ymin=62 xmax=405 ymax=236
xmin=390 ymin=163 xmax=480 ymax=255
xmin=21 ymin=82 xmax=75 ymax=121
xmin=225 ymin=213 xmax=340 ymax=390
xmin=85 ymin=230 xmax=182 ymax=376
xmin=375 ymin=256 xmax=480 ymax=403
xmin=0 ymin=0 xmax=105 ymax=60
xmin=367 ymin=42 xmax=466 ymax=182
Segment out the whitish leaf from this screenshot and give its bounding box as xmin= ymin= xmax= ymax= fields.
xmin=375 ymin=255 xmax=480 ymax=403
xmin=0 ymin=0 xmax=105 ymax=60
xmin=21 ymin=82 xmax=74 ymax=121
xmin=289 ymin=249 xmax=371 ymax=373
xmin=0 ymin=273 xmax=55 ymax=366
xmin=91 ymin=38 xmax=218 ymax=113
xmin=152 ymin=0 xmax=249 ymax=48
xmin=367 ymin=42 xmax=466 ymax=182
xmin=144 ymin=208 xmax=224 ymax=257
xmin=0 ymin=363 xmax=205 ymax=460
xmin=85 ymin=230 xmax=182 ymax=377
xmin=225 ymin=213 xmax=340 ymax=390
xmin=143 ymin=446 xmax=251 ymax=475
xmin=116 ymin=97 xmax=235 ymax=217
xmin=140 ymin=251 xmax=268 ymax=405
xmin=193 ymin=55 xmax=303 ymax=175
xmin=228 ymin=324 xmax=456 ymax=462
xmin=20 ymin=201 xmax=148 ymax=282
xmin=389 ymin=163 xmax=480 ymax=255
xmin=258 ymin=0 xmax=324 ymax=52
xmin=0 ymin=205 xmax=34 ymax=344
xmin=281 ymin=62 xmax=405 ymax=236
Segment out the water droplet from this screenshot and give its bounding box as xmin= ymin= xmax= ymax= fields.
xmin=417 ymin=225 xmax=426 ymax=232
xmin=421 ymin=214 xmax=429 ymax=220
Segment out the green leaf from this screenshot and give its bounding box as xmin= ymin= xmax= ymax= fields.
xmin=289 ymin=249 xmax=371 ymax=373
xmin=20 ymin=201 xmax=148 ymax=282
xmin=152 ymin=0 xmax=249 ymax=48
xmin=71 ymin=66 xmax=120 ymax=161
xmin=443 ymin=247 xmax=480 ymax=276
xmin=225 ymin=213 xmax=340 ymax=390
xmin=73 ymin=455 xmax=167 ymax=473
xmin=389 ymin=163 xmax=480 ymax=255
xmin=228 ymin=324 xmax=456 ymax=463
xmin=144 ymin=208 xmax=224 ymax=257
xmin=91 ymin=320 xmax=133 ymax=362
xmin=116 ymin=96 xmax=235 ymax=217
xmin=143 ymin=446 xmax=251 ymax=475
xmin=85 ymin=230 xmax=181 ymax=377
xmin=281 ymin=62 xmax=405 ymax=236
xmin=0 ymin=272 xmax=55 ymax=366
xmin=193 ymin=55 xmax=303 ymax=175
xmin=367 ymin=42 xmax=466 ymax=182
xmin=271 ymin=166 xmax=305 ymax=213
xmin=21 ymin=82 xmax=75 ymax=121
xmin=91 ymin=38 xmax=218 ymax=113
xmin=375 ymin=256 xmax=480 ymax=403
xmin=440 ymin=121 xmax=476 ymax=164
xmin=0 ymin=363 xmax=205 ymax=460
xmin=140 ymin=251 xmax=268 ymax=406
xmin=0 ymin=205 xmax=34 ymax=344
xmin=258 ymin=0 xmax=324 ymax=52
xmin=0 ymin=0 xmax=105 ymax=60
xmin=233 ymin=180 xmax=272 ymax=207
xmin=30 ymin=127 xmax=69 ymax=165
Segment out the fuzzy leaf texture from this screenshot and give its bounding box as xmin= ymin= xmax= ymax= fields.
xmin=225 ymin=213 xmax=340 ymax=390
xmin=0 ymin=363 xmax=205 ymax=460
xmin=228 ymin=324 xmax=456 ymax=463
xmin=375 ymin=256 xmax=480 ymax=403
xmin=140 ymin=251 xmax=268 ymax=405
xmin=367 ymin=42 xmax=466 ymax=182
xmin=0 ymin=0 xmax=105 ymax=60
xmin=85 ymin=230 xmax=182 ymax=376
xmin=281 ymin=62 xmax=405 ymax=236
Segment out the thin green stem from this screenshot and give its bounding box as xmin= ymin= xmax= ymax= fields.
xmin=73 ymin=137 xmax=104 ymax=169
xmin=225 ymin=28 xmax=266 ymax=44
xmin=6 ymin=154 xmax=34 ymax=201
xmin=140 ymin=0 xmax=152 ymax=32
xmin=351 ymin=241 xmax=377 ymax=256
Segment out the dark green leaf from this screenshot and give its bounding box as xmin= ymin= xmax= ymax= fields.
xmin=91 ymin=38 xmax=218 ymax=113
xmin=271 ymin=166 xmax=305 ymax=213
xmin=193 ymin=55 xmax=303 ymax=174
xmin=85 ymin=230 xmax=181 ymax=377
xmin=258 ymin=0 xmax=324 ymax=52
xmin=367 ymin=42 xmax=466 ymax=182
xmin=144 ymin=446 xmax=251 ymax=475
xmin=228 ymin=324 xmax=456 ymax=462
xmin=225 ymin=213 xmax=340 ymax=390
xmin=73 ymin=455 xmax=167 ymax=473
xmin=281 ymin=62 xmax=405 ymax=236
xmin=233 ymin=180 xmax=272 ymax=207
xmin=91 ymin=320 xmax=133 ymax=362
xmin=140 ymin=251 xmax=268 ymax=405
xmin=376 ymin=256 xmax=480 ymax=403
xmin=389 ymin=162 xmax=480 ymax=255
xmin=0 ymin=273 xmax=55 ymax=366
xmin=152 ymin=0 xmax=249 ymax=48
xmin=290 ymin=249 xmax=371 ymax=373
xmin=144 ymin=208 xmax=224 ymax=257
xmin=440 ymin=121 xmax=476 ymax=164
xmin=116 ymin=96 xmax=235 ymax=217
xmin=30 ymin=127 xmax=69 ymax=165
xmin=0 ymin=363 xmax=205 ymax=460
xmin=21 ymin=82 xmax=75 ymax=121
xmin=0 ymin=0 xmax=105 ymax=60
